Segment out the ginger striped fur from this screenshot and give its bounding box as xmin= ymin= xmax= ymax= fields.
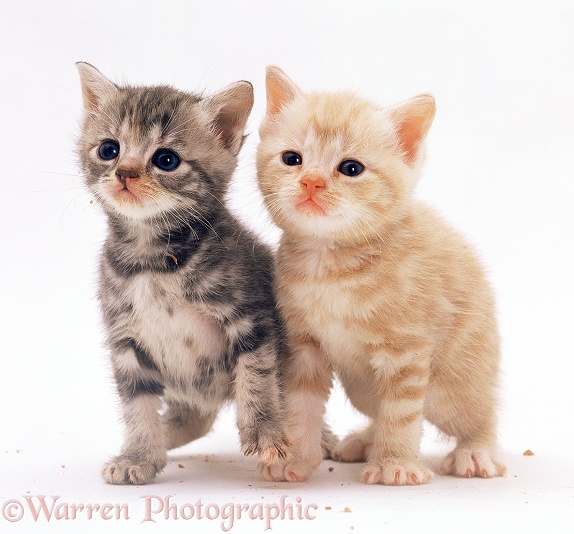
xmin=256 ymin=66 xmax=505 ymax=485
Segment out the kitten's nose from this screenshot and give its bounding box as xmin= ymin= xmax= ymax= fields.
xmin=300 ymin=176 xmax=325 ymax=196
xmin=116 ymin=167 xmax=140 ymax=184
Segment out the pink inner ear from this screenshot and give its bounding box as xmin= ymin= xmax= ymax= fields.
xmin=397 ymin=114 xmax=429 ymax=164
xmin=394 ymin=97 xmax=435 ymax=164
xmin=266 ymin=79 xmax=295 ymax=116
xmin=266 ymin=83 xmax=285 ymax=116
xmin=213 ymin=113 xmax=237 ymax=149
xmin=265 ymin=68 xmax=299 ymax=116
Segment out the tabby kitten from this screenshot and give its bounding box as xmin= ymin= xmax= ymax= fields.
xmin=257 ymin=66 xmax=506 ymax=485
xmin=76 ymin=63 xmax=286 ymax=485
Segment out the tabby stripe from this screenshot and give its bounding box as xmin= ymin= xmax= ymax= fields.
xmin=114 ymin=371 xmax=165 ymax=398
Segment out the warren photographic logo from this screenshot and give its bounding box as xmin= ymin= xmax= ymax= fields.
xmin=1 ymin=495 xmax=318 ymax=531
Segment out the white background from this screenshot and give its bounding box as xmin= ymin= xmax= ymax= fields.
xmin=1 ymin=1 xmax=573 ymax=532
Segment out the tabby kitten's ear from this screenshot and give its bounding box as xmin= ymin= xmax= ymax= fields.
xmin=390 ymin=94 xmax=436 ymax=165
xmin=76 ymin=62 xmax=118 ymax=111
xmin=204 ymin=81 xmax=254 ymax=155
xmin=264 ymin=66 xmax=302 ymax=116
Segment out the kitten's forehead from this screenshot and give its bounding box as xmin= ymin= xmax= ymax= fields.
xmin=310 ymin=92 xmax=380 ymax=129
xmin=301 ymin=126 xmax=346 ymax=168
xmin=277 ymin=93 xmax=381 ymax=164
xmin=115 ymin=86 xmax=200 ymax=138
xmin=116 ymin=121 xmax=163 ymax=157
xmin=288 ymin=92 xmax=391 ymax=155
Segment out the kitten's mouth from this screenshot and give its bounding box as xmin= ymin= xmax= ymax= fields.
xmin=296 ymin=197 xmax=327 ymax=215
xmin=111 ymin=180 xmax=144 ymax=205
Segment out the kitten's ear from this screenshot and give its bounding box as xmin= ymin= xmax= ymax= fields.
xmin=265 ymin=66 xmax=302 ymax=116
xmin=390 ymin=94 xmax=436 ymax=164
xmin=76 ymin=62 xmax=118 ymax=111
xmin=205 ymin=81 xmax=254 ymax=154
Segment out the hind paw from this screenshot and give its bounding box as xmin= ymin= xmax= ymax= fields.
xmin=441 ymin=448 xmax=506 ymax=478
xmin=332 ymin=431 xmax=370 ymax=463
xmin=362 ymin=458 xmax=434 ymax=485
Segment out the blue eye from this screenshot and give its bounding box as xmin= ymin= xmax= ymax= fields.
xmin=338 ymin=160 xmax=364 ymax=177
xmin=152 ymin=149 xmax=180 ymax=172
xmin=98 ymin=140 xmax=119 ymax=160
xmin=282 ymin=151 xmax=302 ymax=166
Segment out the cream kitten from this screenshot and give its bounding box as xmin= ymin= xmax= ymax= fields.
xmin=256 ymin=66 xmax=505 ymax=485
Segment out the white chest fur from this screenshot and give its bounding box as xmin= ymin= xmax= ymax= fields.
xmin=122 ymin=272 xmax=229 ymax=400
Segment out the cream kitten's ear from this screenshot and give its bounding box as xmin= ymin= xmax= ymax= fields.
xmin=265 ymin=66 xmax=302 ymax=116
xmin=76 ymin=62 xmax=118 ymax=111
xmin=390 ymin=94 xmax=436 ymax=164
xmin=204 ymin=81 xmax=254 ymax=154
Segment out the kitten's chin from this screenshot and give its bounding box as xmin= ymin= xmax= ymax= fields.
xmin=98 ymin=191 xmax=156 ymax=221
xmin=104 ymin=182 xmax=161 ymax=220
xmin=281 ymin=210 xmax=352 ymax=241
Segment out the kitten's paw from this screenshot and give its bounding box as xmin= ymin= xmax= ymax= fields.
xmin=332 ymin=432 xmax=370 ymax=463
xmin=259 ymin=459 xmax=316 ymax=483
xmin=256 ymin=443 xmax=288 ymax=465
xmin=440 ymin=448 xmax=506 ymax=478
xmin=361 ymin=459 xmax=434 ymax=486
xmin=321 ymin=426 xmax=339 ymax=459
xmin=101 ymin=454 xmax=166 ymax=485
xmin=259 ymin=459 xmax=289 ymax=482
xmin=242 ymin=433 xmax=288 ymax=463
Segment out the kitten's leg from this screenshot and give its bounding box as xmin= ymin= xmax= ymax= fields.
xmin=429 ymin=388 xmax=505 ymax=478
xmin=163 ymin=402 xmax=218 ymax=450
xmin=233 ymin=341 xmax=287 ymax=464
xmin=426 ymin=334 xmax=506 ymax=478
xmin=362 ymin=353 xmax=434 ymax=486
xmin=332 ymin=424 xmax=374 ymax=463
xmin=260 ymin=339 xmax=333 ymax=482
xmin=101 ymin=343 xmax=167 ymax=485
xmin=321 ymin=425 xmax=339 ymax=459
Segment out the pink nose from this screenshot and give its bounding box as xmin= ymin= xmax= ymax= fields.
xmin=300 ymin=176 xmax=325 ymax=196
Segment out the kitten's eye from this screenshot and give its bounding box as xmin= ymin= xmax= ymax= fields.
xmin=98 ymin=140 xmax=119 ymax=161
xmin=282 ymin=151 xmax=303 ymax=166
xmin=338 ymin=160 xmax=365 ymax=177
xmin=152 ymin=149 xmax=180 ymax=172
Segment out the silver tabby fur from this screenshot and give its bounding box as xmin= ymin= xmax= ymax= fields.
xmin=76 ymin=63 xmax=287 ymax=484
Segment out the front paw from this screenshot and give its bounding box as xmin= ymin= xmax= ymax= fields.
xmin=241 ymin=429 xmax=288 ymax=463
xmin=101 ymin=453 xmax=166 ymax=485
xmin=259 ymin=459 xmax=316 ymax=483
xmin=362 ymin=458 xmax=434 ymax=486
